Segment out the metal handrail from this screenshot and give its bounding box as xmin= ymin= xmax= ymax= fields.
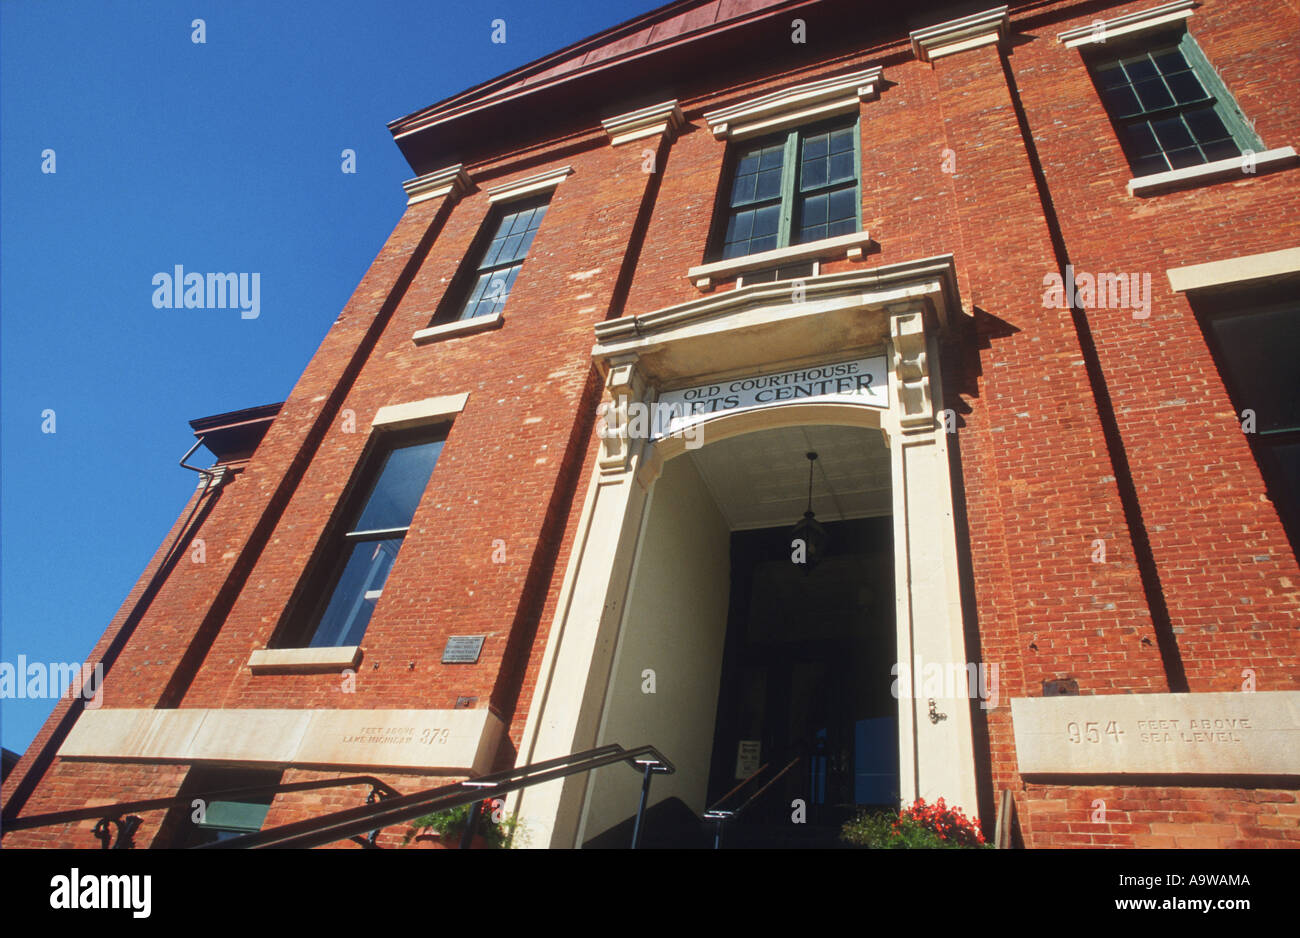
xmin=200 ymin=742 xmax=674 ymax=849
xmin=3 ymin=774 xmax=401 ymax=848
xmin=702 ymin=753 xmax=803 ymax=848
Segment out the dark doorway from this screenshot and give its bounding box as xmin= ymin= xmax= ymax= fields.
xmin=706 ymin=516 xmax=898 ymax=831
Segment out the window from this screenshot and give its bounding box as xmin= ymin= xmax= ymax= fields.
xmin=280 ymin=431 xmax=444 ymax=648
xmin=446 ymin=195 xmax=549 ymax=321
xmin=715 ymin=116 xmax=861 ymax=261
xmin=165 ymin=767 xmax=280 ymax=848
xmin=1087 ymin=30 xmax=1261 ymax=176
xmin=1193 ymin=283 xmax=1300 ymax=553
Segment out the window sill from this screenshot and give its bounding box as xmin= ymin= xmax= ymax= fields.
xmin=687 ymin=230 xmax=874 ymax=290
xmin=248 ymin=646 xmax=362 ymax=672
xmin=412 ymin=311 xmax=503 ymax=345
xmin=1127 ymin=146 xmax=1298 ymax=197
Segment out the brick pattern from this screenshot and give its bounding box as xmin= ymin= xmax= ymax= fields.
xmin=6 ymin=0 xmax=1297 ymax=849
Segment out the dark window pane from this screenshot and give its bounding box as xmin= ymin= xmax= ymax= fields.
xmin=354 ymin=440 xmax=443 ymax=532
xmin=1121 ymin=122 xmax=1162 ymax=158
xmin=1132 ymin=153 xmax=1170 ymax=176
xmin=1184 ymin=107 xmax=1232 ymax=144
xmin=751 ymin=204 xmax=780 ymax=238
xmin=759 ymin=144 xmax=785 ymax=170
xmin=750 ymin=232 xmax=779 ymax=253
xmin=754 ymin=167 xmax=783 ymax=201
xmin=1258 ymin=440 xmax=1300 ymax=540
xmin=828 ymin=151 xmax=855 ymax=184
xmin=1202 ymin=138 xmax=1241 ymax=162
xmin=735 ymin=151 xmax=760 ymax=177
xmin=802 ymin=158 xmax=828 ymax=189
xmin=1151 ymin=48 xmax=1189 ymax=74
xmin=1102 ymin=85 xmax=1143 ymax=119
xmin=1165 ymin=146 xmax=1204 ymax=169
xmin=1096 ymin=64 xmax=1129 ymax=89
xmin=801 ymin=192 xmax=828 ymax=228
xmin=310 ymin=538 xmax=402 ymax=647
xmin=1208 ymin=305 xmax=1300 ymax=433
xmin=1133 ymin=77 xmax=1175 ymax=111
xmin=1165 ymin=70 xmax=1207 ymax=105
xmin=828 ymin=187 xmax=857 ymax=225
xmin=731 ymin=171 xmax=757 ymax=205
xmin=803 ymin=133 xmax=828 ymax=161
xmin=1124 ymin=57 xmax=1159 ymax=82
xmin=830 ymin=128 xmax=855 ymax=153
xmin=1152 ymin=116 xmax=1195 ymax=151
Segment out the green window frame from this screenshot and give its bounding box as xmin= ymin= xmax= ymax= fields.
xmin=1086 ymin=30 xmax=1262 ymax=177
xmin=714 ymin=115 xmax=862 ymax=261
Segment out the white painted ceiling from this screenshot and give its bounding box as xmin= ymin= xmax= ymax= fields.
xmin=687 ymin=424 xmax=891 ymax=530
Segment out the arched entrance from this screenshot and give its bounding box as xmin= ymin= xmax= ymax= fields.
xmin=511 ymin=256 xmax=978 ymax=848
xmin=577 ymin=421 xmax=897 ymax=847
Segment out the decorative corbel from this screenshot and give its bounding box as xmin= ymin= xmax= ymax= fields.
xmin=597 ymin=355 xmax=648 ymax=476
xmin=889 ymin=304 xmax=934 ymax=431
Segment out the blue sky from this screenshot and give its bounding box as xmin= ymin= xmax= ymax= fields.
xmin=0 ymin=0 xmax=661 ymax=754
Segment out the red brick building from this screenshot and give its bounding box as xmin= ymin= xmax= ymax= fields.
xmin=4 ymin=0 xmax=1298 ymax=850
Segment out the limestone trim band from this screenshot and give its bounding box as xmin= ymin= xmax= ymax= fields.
xmin=1011 ymin=691 xmax=1300 ymax=776
xmin=59 ymin=707 xmax=504 ymax=775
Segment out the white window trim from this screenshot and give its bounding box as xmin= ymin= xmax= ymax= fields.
xmin=703 ymin=67 xmax=882 ymax=141
xmin=485 ymin=166 xmax=573 ymax=203
xmin=1166 ymin=246 xmax=1300 ymax=292
xmin=248 ymin=646 xmax=362 ymax=672
xmin=1057 ymin=0 xmax=1195 ymax=48
xmin=602 ymin=100 xmax=685 ymax=146
xmin=371 ymin=392 xmax=469 ymax=430
xmin=910 ymin=6 xmax=1009 ymax=63
xmin=687 ymin=230 xmax=873 ymax=289
xmin=412 ymin=309 xmax=504 ymax=345
xmin=402 ymin=164 xmax=473 ymax=205
xmin=1127 ymin=146 xmax=1298 ymax=196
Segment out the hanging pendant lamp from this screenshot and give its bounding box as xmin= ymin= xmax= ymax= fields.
xmin=790 ymin=451 xmax=828 ymax=572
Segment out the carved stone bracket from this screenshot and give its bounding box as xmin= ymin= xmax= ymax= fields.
xmin=597 ymin=355 xmax=648 ymax=476
xmin=889 ymin=304 xmax=934 ymax=432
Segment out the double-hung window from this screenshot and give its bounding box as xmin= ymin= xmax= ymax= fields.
xmin=716 ymin=116 xmax=861 ymax=260
xmin=281 ymin=431 xmax=444 ymax=648
xmin=447 ymin=195 xmax=549 ymax=321
xmin=1086 ymin=31 xmax=1262 ymax=177
xmin=1192 ymin=285 xmax=1300 ymax=554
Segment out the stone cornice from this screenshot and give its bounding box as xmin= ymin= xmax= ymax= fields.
xmin=602 ymin=101 xmax=686 ymax=146
xmin=401 ymin=164 xmax=473 ymax=205
xmin=703 ymin=67 xmax=883 ymax=140
xmin=1058 ymin=0 xmax=1195 ymax=48
xmin=910 ymin=6 xmax=1009 ymax=63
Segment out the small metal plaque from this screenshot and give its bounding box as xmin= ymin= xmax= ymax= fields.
xmin=441 ymin=635 xmax=486 ymax=664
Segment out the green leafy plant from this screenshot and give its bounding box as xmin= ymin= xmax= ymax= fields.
xmin=840 ymin=797 xmax=991 ymax=849
xmin=401 ymin=800 xmax=525 ymax=848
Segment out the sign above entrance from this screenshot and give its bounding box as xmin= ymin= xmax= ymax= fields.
xmin=653 ymin=356 xmax=888 ymax=441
